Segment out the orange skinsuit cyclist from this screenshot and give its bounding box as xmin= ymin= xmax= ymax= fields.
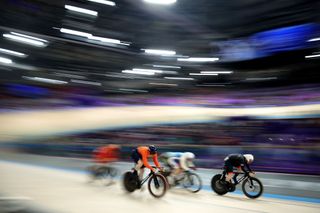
xmin=131 ymin=145 xmax=161 ymax=183
xmin=93 ymin=144 xmax=120 ymax=164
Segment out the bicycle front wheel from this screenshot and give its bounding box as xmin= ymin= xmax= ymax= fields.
xmin=182 ymin=172 xmax=202 ymax=193
xmin=242 ymin=177 xmax=263 ymax=199
xmin=148 ymin=174 xmax=167 ymax=198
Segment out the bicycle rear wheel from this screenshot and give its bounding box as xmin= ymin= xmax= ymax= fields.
xmin=211 ymin=174 xmax=228 ymax=195
xmin=182 ymin=172 xmax=202 ymax=193
xmin=123 ymin=171 xmax=138 ymax=193
xmin=148 ymin=174 xmax=167 ymax=198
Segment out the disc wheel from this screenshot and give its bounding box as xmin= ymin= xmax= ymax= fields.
xmin=211 ymin=174 xmax=228 ymax=195
xmin=123 ymin=171 xmax=138 ymax=193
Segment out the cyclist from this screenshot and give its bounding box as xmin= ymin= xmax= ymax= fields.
xmin=160 ymin=152 xmax=196 ymax=179
xmin=93 ymin=144 xmax=120 ymax=164
xmin=89 ymin=144 xmax=120 ymax=179
xmin=131 ymin=145 xmax=162 ymax=186
xmin=223 ymin=154 xmax=254 ymax=186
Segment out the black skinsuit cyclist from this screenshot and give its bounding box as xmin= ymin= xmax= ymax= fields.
xmin=224 ymin=154 xmax=254 ymax=185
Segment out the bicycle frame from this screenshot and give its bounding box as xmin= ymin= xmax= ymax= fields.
xmin=221 ymin=170 xmax=250 ymax=186
xmin=139 ymin=166 xmax=162 ymax=187
xmin=234 ymin=172 xmax=249 ymax=185
xmin=175 ymin=171 xmax=192 ymax=183
xmin=140 ymin=171 xmax=154 ymax=186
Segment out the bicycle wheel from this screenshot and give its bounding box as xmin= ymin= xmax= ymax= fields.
xmin=160 ymin=170 xmax=173 ymax=188
xmin=211 ymin=174 xmax=228 ymax=195
xmin=123 ymin=171 xmax=138 ymax=193
xmin=95 ymin=167 xmax=114 ymax=186
xmin=242 ymin=177 xmax=263 ymax=199
xmin=148 ymin=174 xmax=167 ymax=198
xmin=87 ymin=165 xmax=97 ymax=179
xmin=182 ymin=172 xmax=202 ymax=193
xmin=108 ymin=167 xmax=118 ymax=178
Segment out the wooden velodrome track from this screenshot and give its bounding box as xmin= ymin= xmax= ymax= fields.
xmin=0 ymin=160 xmax=319 ymax=213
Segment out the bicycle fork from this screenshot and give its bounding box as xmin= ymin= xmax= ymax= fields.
xmin=153 ymin=176 xmax=160 ymax=188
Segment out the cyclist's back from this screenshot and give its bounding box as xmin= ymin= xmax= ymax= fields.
xmin=224 ymin=154 xmax=245 ymax=167
xmin=93 ymin=144 xmax=120 ymax=164
xmin=161 ymin=152 xmax=183 ymax=159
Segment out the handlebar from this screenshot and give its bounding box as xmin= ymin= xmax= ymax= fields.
xmin=150 ymin=166 xmax=164 ymax=172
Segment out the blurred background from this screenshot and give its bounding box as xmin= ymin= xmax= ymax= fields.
xmin=0 ymin=0 xmax=320 ymax=212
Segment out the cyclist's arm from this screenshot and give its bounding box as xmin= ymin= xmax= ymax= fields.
xmin=241 ymin=162 xmax=252 ymax=173
xmin=141 ymin=153 xmax=154 ymax=171
xmin=180 ymin=156 xmax=189 ymax=171
xmin=153 ymin=154 xmax=161 ymax=168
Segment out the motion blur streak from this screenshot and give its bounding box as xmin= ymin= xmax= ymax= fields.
xmin=88 ymin=0 xmax=116 ymax=7
xmin=143 ymin=0 xmax=177 ymax=5
xmin=0 ymin=104 xmax=320 ymax=142
xmin=64 ymin=5 xmax=98 ymax=16
xmin=0 ymin=56 xmax=13 ymax=64
xmin=0 ymin=48 xmax=27 ymax=57
xmin=3 ymin=34 xmax=47 ymax=47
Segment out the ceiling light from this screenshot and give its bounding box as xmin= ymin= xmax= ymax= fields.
xmin=161 ymin=71 xmax=178 ymax=74
xmin=0 ymin=56 xmax=13 ymax=64
xmin=307 ymin=37 xmax=320 ymax=42
xmin=0 ymin=48 xmax=27 ymax=57
xmin=10 ymin=32 xmax=48 ymax=42
xmin=201 ymin=71 xmax=233 ymax=74
xmin=59 ymin=29 xmax=129 ymax=46
xmin=149 ymin=82 xmax=178 ymax=86
xmin=153 ymin=65 xmax=181 ymax=69
xmin=246 ymin=77 xmax=278 ymax=81
xmin=132 ymin=68 xmax=163 ymax=73
xmin=65 ymin=5 xmax=98 ymax=16
xmin=122 ymin=70 xmax=155 ymax=75
xmin=305 ymin=54 xmax=320 ymax=59
xmin=189 ymin=73 xmax=218 ymax=76
xmin=88 ymin=35 xmax=121 ymax=45
xmin=143 ymin=0 xmax=176 ymax=5
xmin=23 ymin=76 xmax=67 ymax=84
xmin=87 ymin=0 xmax=115 ymax=6
xmin=164 ymin=77 xmax=194 ymax=80
xmin=60 ymin=28 xmax=92 ymax=37
xmin=3 ymin=34 xmax=47 ymax=47
xmin=143 ymin=49 xmax=176 ymax=56
xmin=178 ymin=57 xmax=219 ymax=62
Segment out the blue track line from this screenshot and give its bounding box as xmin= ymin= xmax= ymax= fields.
xmin=201 ymin=185 xmax=320 ymax=204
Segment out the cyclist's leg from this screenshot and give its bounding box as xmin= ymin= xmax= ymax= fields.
xmin=132 ymin=150 xmax=144 ymax=181
xmin=131 ymin=149 xmax=141 ymax=175
xmin=233 ymin=166 xmax=241 ymax=184
xmin=134 ymin=160 xmax=145 ymax=189
xmin=135 ymin=160 xmax=145 ymax=180
xmin=131 ymin=150 xmax=144 ymax=189
xmin=224 ymin=162 xmax=234 ymax=183
xmin=168 ymin=157 xmax=180 ymax=176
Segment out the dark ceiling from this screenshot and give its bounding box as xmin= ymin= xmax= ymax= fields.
xmin=0 ymin=0 xmax=319 ymax=93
